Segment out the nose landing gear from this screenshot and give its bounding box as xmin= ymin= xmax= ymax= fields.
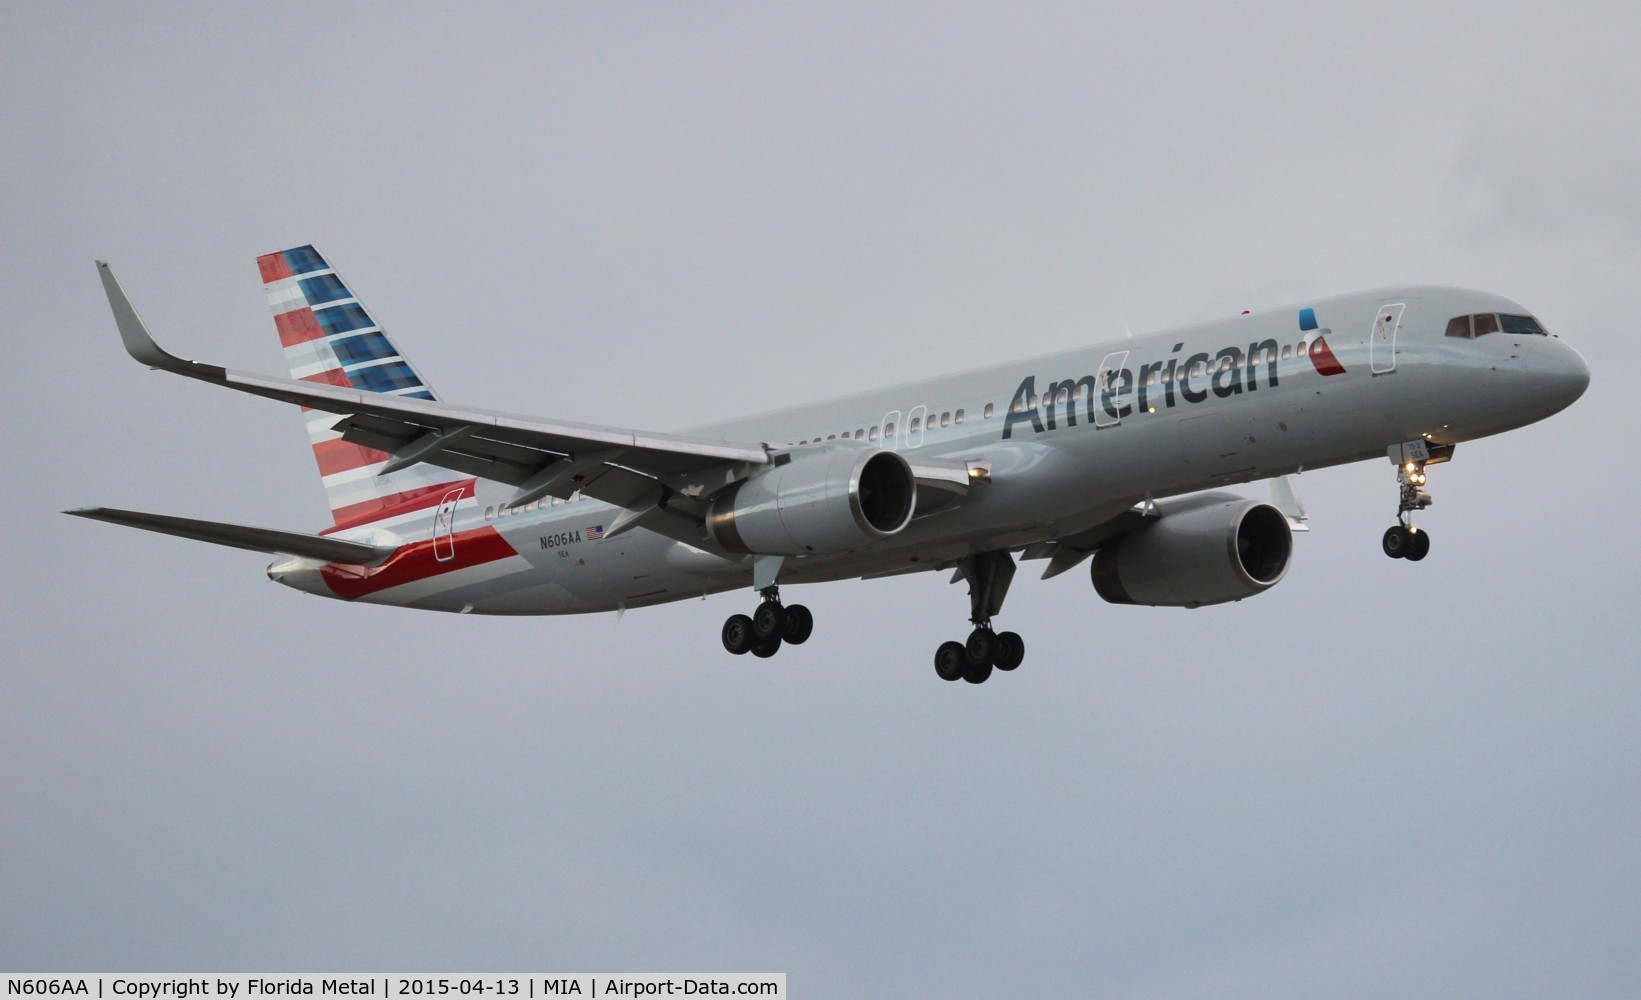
xmin=1383 ymin=457 xmax=1433 ymax=561
xmin=934 ymin=552 xmax=1026 ymax=683
xmin=721 ymin=586 xmax=813 ymax=658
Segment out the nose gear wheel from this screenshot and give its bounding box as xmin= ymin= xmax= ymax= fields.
xmin=1384 ymin=459 xmax=1435 ymax=561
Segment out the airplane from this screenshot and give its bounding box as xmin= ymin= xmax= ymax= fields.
xmin=69 ymin=245 xmax=1590 ymax=683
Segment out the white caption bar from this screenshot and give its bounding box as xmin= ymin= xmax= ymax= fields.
xmin=1 ymin=976 xmax=785 ymax=1000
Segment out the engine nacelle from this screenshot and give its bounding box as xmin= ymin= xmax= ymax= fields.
xmin=1092 ymin=499 xmax=1292 ymax=608
xmin=706 ymin=448 xmax=917 ymax=555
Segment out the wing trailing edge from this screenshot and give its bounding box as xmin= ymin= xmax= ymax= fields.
xmin=94 ymin=260 xmax=772 ymax=526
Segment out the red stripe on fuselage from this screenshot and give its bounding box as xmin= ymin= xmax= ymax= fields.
xmin=312 ymin=437 xmax=391 ymax=477
xmin=258 ymin=252 xmax=294 ymax=283
xmin=276 ymin=307 xmax=326 ymax=347
xmin=321 ymin=525 xmax=518 ymax=601
xmin=323 ymin=478 xmax=477 ymax=532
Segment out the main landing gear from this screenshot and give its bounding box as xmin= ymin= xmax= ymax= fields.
xmin=721 ymin=586 xmax=813 ymax=658
xmin=1382 ymin=459 xmax=1433 ymax=562
xmin=934 ymin=551 xmax=1026 ymax=684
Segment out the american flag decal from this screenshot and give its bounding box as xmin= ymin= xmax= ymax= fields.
xmin=586 ymin=525 xmax=605 ymax=540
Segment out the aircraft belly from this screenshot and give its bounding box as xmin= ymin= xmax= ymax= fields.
xmin=349 ymin=552 xmax=540 ymax=612
xmin=454 ymin=514 xmax=740 ymax=614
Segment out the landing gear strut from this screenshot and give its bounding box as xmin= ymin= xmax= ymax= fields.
xmin=935 ymin=552 xmax=1026 ymax=684
xmin=721 ymin=586 xmax=812 ymax=658
xmin=1383 ymin=459 xmax=1433 ymax=562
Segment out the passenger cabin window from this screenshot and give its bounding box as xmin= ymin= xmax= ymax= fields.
xmin=954 ymin=409 xmax=965 ymax=424
xmin=911 ymin=416 xmax=922 ymax=431
xmin=868 ymin=426 xmax=879 ymax=442
xmin=983 ymin=403 xmax=994 ymax=419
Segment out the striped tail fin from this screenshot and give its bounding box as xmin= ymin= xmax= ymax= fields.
xmin=258 ymin=245 xmax=472 ymax=531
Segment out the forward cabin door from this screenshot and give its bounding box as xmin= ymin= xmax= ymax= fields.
xmin=1371 ymin=303 xmax=1405 ymax=374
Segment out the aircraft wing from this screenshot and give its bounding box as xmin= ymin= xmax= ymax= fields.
xmin=99 ymin=263 xmax=770 ymax=522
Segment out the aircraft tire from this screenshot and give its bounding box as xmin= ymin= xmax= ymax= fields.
xmin=935 ymin=641 xmax=967 ymax=681
xmin=751 ymin=635 xmax=782 ymax=658
xmin=962 ymin=656 xmax=994 ymax=685
xmin=752 ymin=600 xmax=787 ymax=641
xmin=965 ymin=627 xmax=996 ymax=667
xmin=782 ymin=604 xmax=814 ymax=645
xmin=993 ymin=631 xmax=1025 ymax=671
xmin=1406 ymin=529 xmax=1431 ymax=561
xmin=1382 ymin=526 xmax=1410 ymax=559
xmin=722 ymin=614 xmax=755 ymax=655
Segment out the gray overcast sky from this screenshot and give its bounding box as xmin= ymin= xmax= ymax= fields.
xmin=3 ymin=2 xmax=1638 ymax=996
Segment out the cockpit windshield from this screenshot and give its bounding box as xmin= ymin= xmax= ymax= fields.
xmin=1445 ymin=313 xmax=1548 ymax=338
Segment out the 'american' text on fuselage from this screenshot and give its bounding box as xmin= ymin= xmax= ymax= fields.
xmin=1003 ymin=337 xmax=1284 ymax=439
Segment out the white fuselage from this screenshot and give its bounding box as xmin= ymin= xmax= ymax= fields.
xmin=273 ymin=286 xmax=1588 ymax=614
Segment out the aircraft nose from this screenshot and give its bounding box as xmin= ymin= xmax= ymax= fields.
xmin=1523 ymin=337 xmax=1591 ymax=414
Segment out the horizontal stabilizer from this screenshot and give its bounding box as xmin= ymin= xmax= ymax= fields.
xmin=64 ymin=507 xmax=394 ymax=565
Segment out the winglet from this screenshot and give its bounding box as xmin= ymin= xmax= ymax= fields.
xmin=96 ymin=261 xmax=224 ymax=379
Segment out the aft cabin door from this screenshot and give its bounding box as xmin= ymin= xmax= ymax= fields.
xmin=1371 ymin=303 xmax=1405 ymax=374
xmin=432 ymin=488 xmax=463 ymax=562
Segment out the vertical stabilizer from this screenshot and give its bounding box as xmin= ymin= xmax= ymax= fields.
xmin=258 ymin=245 xmax=470 ymax=530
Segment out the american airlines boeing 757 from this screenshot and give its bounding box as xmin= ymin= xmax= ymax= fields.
xmin=71 ymin=246 xmax=1589 ymax=683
